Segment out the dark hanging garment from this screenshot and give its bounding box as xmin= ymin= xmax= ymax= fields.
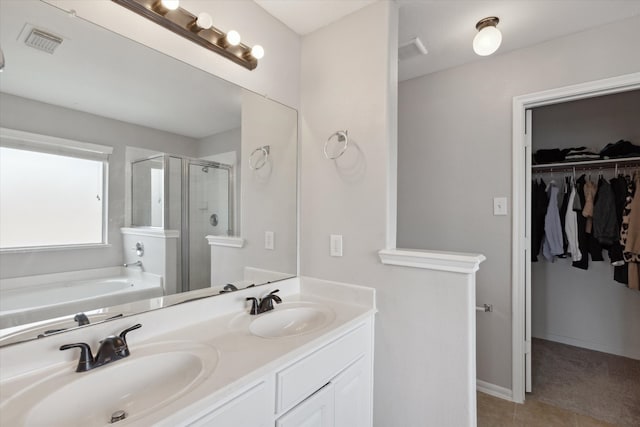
xmin=611 ymin=175 xmax=630 ymax=284
xmin=531 ymin=179 xmax=548 ymax=262
xmin=559 ymin=178 xmax=570 ymax=255
xmin=593 ymin=177 xmax=618 ymax=246
xmin=572 ymin=175 xmax=589 ymax=270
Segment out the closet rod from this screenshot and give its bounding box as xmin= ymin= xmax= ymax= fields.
xmin=532 ymin=156 xmax=640 ymax=173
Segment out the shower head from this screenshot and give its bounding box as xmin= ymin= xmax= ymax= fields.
xmin=202 ymin=166 xmax=208 ymax=173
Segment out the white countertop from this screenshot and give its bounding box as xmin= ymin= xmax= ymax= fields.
xmin=0 ymin=276 xmax=376 ymax=426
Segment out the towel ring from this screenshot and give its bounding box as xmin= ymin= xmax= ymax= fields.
xmin=324 ymin=130 xmax=349 ymax=160
xmin=249 ymin=145 xmax=270 ymax=170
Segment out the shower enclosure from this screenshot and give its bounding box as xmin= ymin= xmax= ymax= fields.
xmin=131 ymin=154 xmax=234 ymax=293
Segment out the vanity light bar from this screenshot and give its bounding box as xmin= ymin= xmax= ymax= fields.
xmin=111 ymin=0 xmax=259 ymax=70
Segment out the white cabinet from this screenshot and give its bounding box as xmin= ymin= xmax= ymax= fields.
xmin=185 ymin=319 xmax=373 ymax=427
xmin=276 ymin=384 xmax=335 ymax=427
xmin=333 ymin=356 xmax=370 ymax=427
xmin=188 ymin=380 xmax=272 ymax=427
xmin=275 ymin=322 xmax=373 ymax=427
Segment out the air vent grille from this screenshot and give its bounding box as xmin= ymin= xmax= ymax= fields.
xmin=24 ymin=28 xmax=63 ymax=54
xmin=399 ymin=37 xmax=427 ymax=61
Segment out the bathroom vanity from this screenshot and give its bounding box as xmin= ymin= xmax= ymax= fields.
xmin=0 ymin=277 xmax=376 ymax=426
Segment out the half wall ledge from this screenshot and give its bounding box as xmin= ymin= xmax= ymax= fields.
xmin=378 ymin=248 xmax=486 ymax=274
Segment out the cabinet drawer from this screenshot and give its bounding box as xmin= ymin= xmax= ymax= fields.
xmin=276 ymin=323 xmax=369 ymax=414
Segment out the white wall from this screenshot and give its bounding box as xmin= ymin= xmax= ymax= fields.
xmin=0 ymin=93 xmax=196 ymax=279
xmin=45 ymin=0 xmax=301 ymax=109
xmin=210 ymin=90 xmax=297 ymax=286
xmin=301 ymin=3 xmax=477 ymax=426
xmin=397 ymin=15 xmax=640 ymax=391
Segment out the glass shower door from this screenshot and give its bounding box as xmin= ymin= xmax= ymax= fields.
xmin=185 ymin=161 xmax=231 ymax=291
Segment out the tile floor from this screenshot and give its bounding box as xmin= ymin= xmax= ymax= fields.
xmin=477 ymin=339 xmax=640 ymax=426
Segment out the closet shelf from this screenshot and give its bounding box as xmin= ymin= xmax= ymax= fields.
xmin=532 ymin=156 xmax=640 ymax=173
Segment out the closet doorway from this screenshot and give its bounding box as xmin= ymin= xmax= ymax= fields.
xmin=511 ymin=73 xmax=640 ymax=412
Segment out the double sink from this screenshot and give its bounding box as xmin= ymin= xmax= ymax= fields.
xmin=1 ymin=300 xmax=335 ymax=426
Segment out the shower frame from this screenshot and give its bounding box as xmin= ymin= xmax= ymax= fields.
xmin=131 ymin=154 xmax=235 ymax=293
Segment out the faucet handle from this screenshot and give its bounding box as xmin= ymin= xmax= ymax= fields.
xmin=246 ymin=297 xmax=259 ymax=315
xmin=118 ymin=323 xmax=142 ymax=356
xmin=60 ymin=342 xmax=94 ymax=372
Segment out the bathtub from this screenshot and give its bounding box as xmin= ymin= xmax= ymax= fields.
xmin=0 ymin=267 xmax=164 ymax=329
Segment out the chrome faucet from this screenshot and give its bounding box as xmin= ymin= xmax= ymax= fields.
xmin=123 ymin=261 xmax=143 ymax=268
xmin=59 ymin=324 xmax=142 ymax=372
xmin=246 ymin=289 xmax=282 ymax=315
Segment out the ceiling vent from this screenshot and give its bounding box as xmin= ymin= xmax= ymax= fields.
xmin=24 ymin=28 xmax=63 ymax=54
xmin=399 ymin=37 xmax=427 ymax=61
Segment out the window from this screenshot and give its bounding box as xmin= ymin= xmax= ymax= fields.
xmin=0 ymin=128 xmax=112 ymax=250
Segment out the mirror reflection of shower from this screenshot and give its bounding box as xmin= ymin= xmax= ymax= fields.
xmin=131 ymin=154 xmax=234 ymax=293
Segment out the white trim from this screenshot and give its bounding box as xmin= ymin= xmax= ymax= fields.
xmin=0 ymin=243 xmax=111 ymax=254
xmin=511 ymin=72 xmax=640 ymax=404
xmin=120 ymin=227 xmax=179 ymax=238
xmin=477 ymin=380 xmax=513 ymax=402
xmin=378 ymin=248 xmax=486 ymax=274
xmin=206 ymin=235 xmax=245 ymax=248
xmin=0 ymin=127 xmax=113 ymax=155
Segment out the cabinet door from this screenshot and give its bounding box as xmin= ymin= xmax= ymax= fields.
xmin=189 ymin=381 xmax=271 ymax=427
xmin=276 ymin=383 xmax=334 ymax=427
xmin=333 ymin=356 xmax=371 ymax=427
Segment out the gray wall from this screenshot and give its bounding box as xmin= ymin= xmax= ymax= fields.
xmin=397 ymin=15 xmax=640 ymax=390
xmin=0 ymin=93 xmax=197 ymax=279
xmin=301 ymin=3 xmax=478 ymax=425
xmin=532 ymin=89 xmax=640 ymax=150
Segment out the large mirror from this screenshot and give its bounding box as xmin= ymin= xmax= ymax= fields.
xmin=0 ymin=0 xmax=297 ymax=346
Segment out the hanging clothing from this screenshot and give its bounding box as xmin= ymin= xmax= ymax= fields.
xmin=559 ymin=178 xmax=571 ymax=255
xmin=565 ymin=185 xmax=582 ymax=262
xmin=611 ymin=175 xmax=629 ymax=284
xmin=543 ymin=183 xmax=564 ymax=261
xmin=622 ymin=174 xmax=640 ymax=290
xmin=531 ymin=179 xmax=548 ymax=262
xmin=582 ymin=179 xmax=598 ymax=233
xmin=593 ymin=177 xmax=618 ymax=246
xmin=572 ymin=175 xmax=589 ymax=270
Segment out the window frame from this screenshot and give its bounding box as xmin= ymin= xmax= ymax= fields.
xmin=0 ymin=127 xmax=113 ymax=252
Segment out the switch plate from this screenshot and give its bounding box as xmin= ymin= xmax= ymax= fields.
xmin=265 ymin=231 xmax=274 ymax=250
xmin=493 ymin=197 xmax=508 ymax=216
xmin=330 ymin=234 xmax=343 ymax=257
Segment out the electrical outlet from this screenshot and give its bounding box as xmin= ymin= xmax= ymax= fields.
xmin=330 ymin=234 xmax=343 ymax=257
xmin=265 ymin=231 xmax=274 ymax=250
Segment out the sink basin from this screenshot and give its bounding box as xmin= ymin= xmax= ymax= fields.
xmin=0 ymin=341 xmax=218 ymax=426
xmin=249 ymin=304 xmax=335 ymax=338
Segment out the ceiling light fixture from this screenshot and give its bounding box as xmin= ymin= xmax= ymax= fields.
xmin=112 ymin=0 xmax=261 ymax=70
xmin=473 ymin=16 xmax=502 ymax=56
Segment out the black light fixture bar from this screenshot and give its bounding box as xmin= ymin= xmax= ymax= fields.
xmin=111 ymin=0 xmax=258 ymax=70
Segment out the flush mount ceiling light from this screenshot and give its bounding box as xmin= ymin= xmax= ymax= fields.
xmin=112 ymin=0 xmax=264 ymax=70
xmin=473 ymin=16 xmax=502 ymax=56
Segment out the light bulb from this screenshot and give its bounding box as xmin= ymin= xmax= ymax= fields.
xmin=196 ymin=12 xmax=213 ymax=30
xmin=251 ymin=45 xmax=264 ymax=59
xmin=226 ymin=30 xmax=241 ymax=46
xmin=473 ymin=25 xmax=502 ymax=56
xmin=160 ymin=0 xmax=180 ymax=11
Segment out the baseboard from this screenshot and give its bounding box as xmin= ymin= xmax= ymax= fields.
xmin=534 ymin=333 xmax=640 ymax=360
xmin=476 ymin=380 xmax=513 ymax=402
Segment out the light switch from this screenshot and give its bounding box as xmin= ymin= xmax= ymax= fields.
xmin=493 ymin=197 xmax=508 ymax=216
xmin=330 ymin=234 xmax=343 ymax=257
xmin=265 ymin=231 xmax=274 ymax=250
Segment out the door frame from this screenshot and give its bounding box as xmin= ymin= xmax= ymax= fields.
xmin=511 ymin=72 xmax=640 ymax=403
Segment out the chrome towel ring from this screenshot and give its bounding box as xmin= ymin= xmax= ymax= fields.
xmin=249 ymin=145 xmax=270 ymax=170
xmin=324 ymin=130 xmax=349 ymax=160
